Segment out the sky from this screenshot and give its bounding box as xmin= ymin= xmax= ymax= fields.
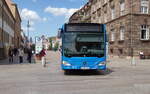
xmin=12 ymin=0 xmax=88 ymax=39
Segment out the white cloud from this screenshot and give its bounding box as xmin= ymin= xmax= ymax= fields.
xmin=44 ymin=6 xmax=78 ymax=18
xmin=29 ymin=21 xmax=35 ymax=26
xmin=21 ymin=8 xmax=41 ymax=21
xmin=43 ymin=17 xmax=48 ymax=22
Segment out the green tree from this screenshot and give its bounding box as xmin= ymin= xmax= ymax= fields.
xmin=49 ymin=38 xmax=53 ymax=50
xmin=54 ymin=42 xmax=59 ymax=51
xmin=31 ymin=44 xmax=35 ymax=51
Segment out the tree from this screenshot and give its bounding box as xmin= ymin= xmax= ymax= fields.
xmin=54 ymin=42 xmax=59 ymax=51
xmin=49 ymin=38 xmax=53 ymax=50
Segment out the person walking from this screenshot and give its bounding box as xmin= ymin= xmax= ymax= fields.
xmin=40 ymin=48 xmax=46 ymax=67
xmin=27 ymin=47 xmax=33 ymax=63
xmin=13 ymin=47 xmax=18 ymax=56
xmin=18 ymin=48 xmax=24 ymax=63
xmin=8 ymin=47 xmax=14 ymax=63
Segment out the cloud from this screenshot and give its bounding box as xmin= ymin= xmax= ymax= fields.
xmin=21 ymin=8 xmax=41 ymax=21
xmin=44 ymin=6 xmax=78 ymax=18
xmin=42 ymin=17 xmax=48 ymax=22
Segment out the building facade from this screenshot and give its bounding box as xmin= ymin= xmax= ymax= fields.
xmin=0 ymin=0 xmax=15 ymax=59
xmin=6 ymin=0 xmax=22 ymax=48
xmin=69 ymin=2 xmax=91 ymax=23
xmin=69 ymin=0 xmax=150 ymax=57
xmin=0 ymin=0 xmax=21 ymax=59
xmin=69 ymin=11 xmax=81 ymax=23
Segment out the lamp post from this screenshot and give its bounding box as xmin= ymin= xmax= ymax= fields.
xmin=27 ymin=20 xmax=30 ymax=42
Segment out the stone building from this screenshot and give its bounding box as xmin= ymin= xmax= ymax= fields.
xmin=69 ymin=0 xmax=150 ymax=57
xmin=90 ymin=0 xmax=133 ymax=57
xmin=0 ymin=0 xmax=15 ymax=59
xmin=0 ymin=0 xmax=21 ymax=59
xmin=69 ymin=2 xmax=91 ymax=23
xmin=6 ymin=0 xmax=22 ymax=48
xmin=81 ymin=2 xmax=92 ymax=23
xmin=69 ymin=11 xmax=81 ymax=23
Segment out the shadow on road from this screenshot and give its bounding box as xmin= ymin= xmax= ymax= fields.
xmin=64 ymin=68 xmax=114 ymax=76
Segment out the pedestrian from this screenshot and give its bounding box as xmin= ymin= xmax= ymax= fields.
xmin=139 ymin=51 xmax=144 ymax=59
xmin=8 ymin=47 xmax=13 ymax=63
xmin=13 ymin=47 xmax=18 ymax=56
xmin=40 ymin=48 xmax=46 ymax=67
xmin=18 ymin=47 xmax=24 ymax=63
xmin=27 ymin=47 xmax=33 ymax=63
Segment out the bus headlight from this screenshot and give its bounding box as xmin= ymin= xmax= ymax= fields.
xmin=98 ymin=62 xmax=106 ymax=66
xmin=62 ymin=61 xmax=71 ymax=66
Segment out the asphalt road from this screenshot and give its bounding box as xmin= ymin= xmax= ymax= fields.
xmin=0 ymin=51 xmax=150 ymax=94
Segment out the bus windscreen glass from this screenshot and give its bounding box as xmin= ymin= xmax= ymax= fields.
xmin=63 ymin=32 xmax=105 ymax=57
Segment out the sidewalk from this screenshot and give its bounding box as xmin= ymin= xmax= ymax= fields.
xmin=0 ymin=54 xmax=36 ymax=65
xmin=107 ymin=56 xmax=150 ymax=69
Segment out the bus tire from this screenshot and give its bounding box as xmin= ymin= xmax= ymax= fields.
xmin=64 ymin=70 xmax=70 ymax=75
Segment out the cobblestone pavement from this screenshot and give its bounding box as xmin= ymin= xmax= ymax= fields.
xmin=0 ymin=51 xmax=150 ymax=94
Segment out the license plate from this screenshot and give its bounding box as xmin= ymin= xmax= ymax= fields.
xmin=81 ymin=67 xmax=90 ymax=70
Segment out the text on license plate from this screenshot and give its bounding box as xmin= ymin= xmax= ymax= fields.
xmin=81 ymin=67 xmax=90 ymax=70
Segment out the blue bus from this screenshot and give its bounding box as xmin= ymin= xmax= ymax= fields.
xmin=59 ymin=23 xmax=107 ymax=72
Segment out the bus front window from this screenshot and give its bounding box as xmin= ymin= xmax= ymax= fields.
xmin=63 ymin=32 xmax=105 ymax=57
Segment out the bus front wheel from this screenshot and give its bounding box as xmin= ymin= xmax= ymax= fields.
xmin=64 ymin=70 xmax=70 ymax=75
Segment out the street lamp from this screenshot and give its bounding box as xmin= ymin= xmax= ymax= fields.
xmin=27 ymin=20 xmax=30 ymax=42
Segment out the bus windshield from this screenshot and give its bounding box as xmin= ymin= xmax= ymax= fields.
xmin=63 ymin=32 xmax=105 ymax=57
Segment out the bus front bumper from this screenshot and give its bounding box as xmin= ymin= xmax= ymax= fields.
xmin=62 ymin=65 xmax=106 ymax=70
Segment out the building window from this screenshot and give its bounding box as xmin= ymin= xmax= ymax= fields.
xmin=93 ymin=5 xmax=96 ymax=12
xmin=111 ymin=6 xmax=115 ymax=20
xmin=120 ymin=26 xmax=125 ymax=40
xmin=111 ymin=29 xmax=115 ymax=41
xmin=97 ymin=8 xmax=101 ymax=17
xmin=120 ymin=0 xmax=125 ymax=16
xmin=140 ymin=25 xmax=149 ymax=40
xmin=103 ymin=5 xmax=107 ymax=23
xmin=141 ymin=0 xmax=149 ymax=14
xmin=93 ymin=14 xmax=96 ymax=20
